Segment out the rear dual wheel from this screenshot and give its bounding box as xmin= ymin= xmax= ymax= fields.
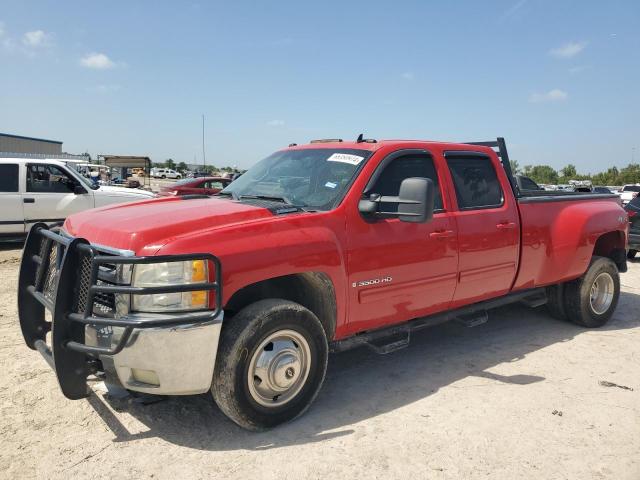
xmin=547 ymin=256 xmax=619 ymax=327
xmin=212 ymin=299 xmax=328 ymax=431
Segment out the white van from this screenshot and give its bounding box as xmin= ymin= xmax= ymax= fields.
xmin=152 ymin=168 xmax=181 ymax=179
xmin=0 ymin=158 xmax=156 ymax=239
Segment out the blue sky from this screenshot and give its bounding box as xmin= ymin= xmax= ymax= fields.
xmin=1 ymin=0 xmax=638 ymax=171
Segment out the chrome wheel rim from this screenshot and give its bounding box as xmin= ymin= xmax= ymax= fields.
xmin=590 ymin=272 xmax=614 ymax=315
xmin=247 ymin=329 xmax=311 ymax=408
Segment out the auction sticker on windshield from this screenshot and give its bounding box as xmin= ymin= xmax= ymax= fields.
xmin=327 ymin=153 xmax=365 ymax=165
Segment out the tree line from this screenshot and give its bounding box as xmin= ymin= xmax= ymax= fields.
xmin=510 ymin=159 xmax=640 ymax=186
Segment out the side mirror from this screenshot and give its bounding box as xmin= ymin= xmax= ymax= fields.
xmin=74 ymin=184 xmax=87 ymax=195
xmin=358 ymin=177 xmax=435 ymax=223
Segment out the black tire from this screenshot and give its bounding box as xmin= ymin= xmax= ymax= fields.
xmin=546 ymin=283 xmax=568 ymax=321
xmin=627 ymin=249 xmax=637 ymax=259
xmin=161 ymin=175 xmax=166 ymax=179
xmin=212 ymin=299 xmax=328 ymax=431
xmin=564 ymin=256 xmax=620 ymax=328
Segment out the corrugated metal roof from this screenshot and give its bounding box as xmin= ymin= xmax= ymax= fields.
xmin=0 ymin=132 xmax=63 ymax=144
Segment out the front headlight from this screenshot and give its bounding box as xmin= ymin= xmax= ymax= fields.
xmin=131 ymin=260 xmax=209 ymax=313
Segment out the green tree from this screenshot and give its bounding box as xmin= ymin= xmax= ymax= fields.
xmin=560 ymin=164 xmax=577 ymax=182
xmin=527 ymin=165 xmax=559 ymax=185
xmin=619 ymin=164 xmax=640 ymax=184
xmin=509 ymin=159 xmax=520 ymax=175
xmin=177 ymin=161 xmax=188 ymax=173
xmin=165 ymin=158 xmax=176 ymax=170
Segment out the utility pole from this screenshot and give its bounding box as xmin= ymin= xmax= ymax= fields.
xmin=202 ymin=114 xmax=206 ymax=171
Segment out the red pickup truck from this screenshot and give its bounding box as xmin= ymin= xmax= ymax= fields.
xmin=18 ymin=137 xmax=628 ymax=430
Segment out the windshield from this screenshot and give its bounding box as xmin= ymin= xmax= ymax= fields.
xmin=623 ymin=185 xmax=640 ymax=192
xmin=221 ymin=148 xmax=372 ymax=210
xmin=64 ymin=165 xmax=94 ymax=189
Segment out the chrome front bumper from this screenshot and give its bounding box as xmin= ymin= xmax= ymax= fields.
xmin=86 ymin=313 xmax=223 ymax=395
xmin=18 ymin=224 xmax=223 ymax=400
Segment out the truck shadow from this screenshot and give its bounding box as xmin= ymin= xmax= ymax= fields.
xmin=88 ymin=290 xmax=640 ymax=451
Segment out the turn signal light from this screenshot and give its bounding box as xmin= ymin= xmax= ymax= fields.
xmin=191 ymin=260 xmax=208 ymax=308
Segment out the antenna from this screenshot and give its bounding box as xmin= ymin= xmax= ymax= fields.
xmin=356 ymin=133 xmax=364 ymax=143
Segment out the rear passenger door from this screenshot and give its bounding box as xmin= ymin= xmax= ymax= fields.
xmin=444 ymin=151 xmax=520 ymax=307
xmin=0 ymin=163 xmax=24 ymax=236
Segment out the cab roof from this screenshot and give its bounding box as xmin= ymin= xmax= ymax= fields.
xmin=284 ymin=139 xmax=497 ymax=156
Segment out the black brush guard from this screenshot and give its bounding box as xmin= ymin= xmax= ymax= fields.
xmin=18 ymin=223 xmax=222 ymax=400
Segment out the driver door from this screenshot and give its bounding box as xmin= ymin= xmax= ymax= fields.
xmin=345 ymin=151 xmax=459 ymax=333
xmin=23 ymin=163 xmax=95 ymax=229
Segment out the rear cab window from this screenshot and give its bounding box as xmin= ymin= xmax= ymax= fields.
xmin=446 ymin=155 xmax=504 ymax=210
xmin=0 ymin=164 xmax=19 ymax=192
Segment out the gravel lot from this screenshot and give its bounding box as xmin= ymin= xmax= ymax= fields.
xmin=1 ymin=245 xmax=638 ymax=479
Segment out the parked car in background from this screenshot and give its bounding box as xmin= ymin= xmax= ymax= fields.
xmin=158 ymin=177 xmax=232 ymax=196
xmin=192 ymin=170 xmax=211 ymax=178
xmin=152 ymin=168 xmax=182 ymax=179
xmin=514 ymin=175 xmax=542 ymax=192
xmin=618 ymin=184 xmax=640 ymax=205
xmin=624 ymin=196 xmax=640 ymax=259
xmin=0 ymin=158 xmax=156 ymax=240
xmin=593 ymin=186 xmax=613 ymax=194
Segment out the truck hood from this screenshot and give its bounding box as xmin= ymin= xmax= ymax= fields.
xmin=96 ymin=185 xmax=156 ymax=199
xmin=64 ymin=196 xmax=275 ymax=253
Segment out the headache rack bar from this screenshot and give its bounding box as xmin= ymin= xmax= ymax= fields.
xmin=465 ymin=137 xmax=518 ymax=197
xmin=18 ymin=223 xmax=223 ymax=399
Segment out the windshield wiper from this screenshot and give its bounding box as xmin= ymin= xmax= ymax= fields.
xmin=239 ymin=194 xmax=296 ymax=204
xmin=219 ymin=193 xmax=315 ymax=211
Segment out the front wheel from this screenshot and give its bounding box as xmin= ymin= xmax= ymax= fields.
xmin=564 ymin=256 xmax=620 ymax=327
xmin=161 ymin=175 xmax=166 ymax=179
xmin=627 ymin=249 xmax=637 ymax=259
xmin=212 ymin=299 xmax=328 ymax=430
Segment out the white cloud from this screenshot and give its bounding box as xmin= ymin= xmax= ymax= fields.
xmin=529 ymin=89 xmax=568 ymax=103
xmin=499 ymin=0 xmax=528 ymax=22
xmin=22 ymin=30 xmax=50 ymax=47
xmin=568 ymin=65 xmax=589 ymax=74
xmin=80 ymin=52 xmax=116 ymax=69
xmin=266 ymin=119 xmax=285 ymax=127
xmin=87 ymin=84 xmax=121 ymax=94
xmin=401 ymin=72 xmax=414 ymax=80
xmin=549 ymin=41 xmax=587 ymax=58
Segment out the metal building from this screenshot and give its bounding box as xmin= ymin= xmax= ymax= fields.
xmin=0 ymin=132 xmax=63 ymax=156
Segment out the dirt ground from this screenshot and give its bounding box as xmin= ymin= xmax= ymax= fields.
xmin=0 ymin=245 xmax=638 ymax=480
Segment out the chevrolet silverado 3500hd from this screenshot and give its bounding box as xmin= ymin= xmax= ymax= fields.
xmin=18 ymin=137 xmax=628 ymax=430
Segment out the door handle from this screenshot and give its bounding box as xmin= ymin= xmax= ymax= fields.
xmin=430 ymin=230 xmax=454 ymax=239
xmin=23 ymin=198 xmax=35 ymax=204
xmin=496 ymin=222 xmax=516 ymax=229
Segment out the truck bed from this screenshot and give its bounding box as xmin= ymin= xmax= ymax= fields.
xmin=514 ymin=193 xmax=624 ymax=290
